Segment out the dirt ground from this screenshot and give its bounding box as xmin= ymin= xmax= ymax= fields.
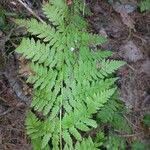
xmin=0 ymin=0 xmax=150 ymax=149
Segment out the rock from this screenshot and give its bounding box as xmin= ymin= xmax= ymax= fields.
xmin=113 ymin=3 xmax=137 ymax=14
xmin=119 ymin=41 xmax=144 ymax=62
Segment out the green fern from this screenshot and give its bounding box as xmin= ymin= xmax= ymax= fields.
xmin=139 ymin=0 xmax=150 ymax=12
xmin=64 ymin=137 xmax=100 ymax=150
xmin=142 ymin=113 xmax=150 ymax=127
xmin=97 ymin=98 xmax=131 ymax=133
xmin=132 ymin=140 xmax=149 ymax=150
xmin=15 ymin=0 xmax=126 ymax=149
xmin=105 ymin=134 xmax=126 ymax=150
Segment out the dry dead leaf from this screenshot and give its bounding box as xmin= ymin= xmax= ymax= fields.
xmin=19 ymin=56 xmax=35 ymax=77
xmin=66 ymin=0 xmax=73 ymax=6
xmin=113 ymin=5 xmax=136 ymax=31
xmin=120 ymin=12 xmax=136 ymax=31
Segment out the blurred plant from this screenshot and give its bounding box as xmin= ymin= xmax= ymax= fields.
xmin=139 ymin=0 xmax=150 ymax=12
xmin=0 ymin=6 xmax=6 ymax=30
xmin=0 ymin=6 xmax=17 ymax=32
xmin=132 ymin=140 xmax=149 ymax=150
xmin=142 ymin=113 xmax=150 ymax=127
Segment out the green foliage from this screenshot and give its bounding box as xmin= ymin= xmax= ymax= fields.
xmin=139 ymin=0 xmax=150 ymax=12
xmin=64 ymin=137 xmax=100 ymax=150
xmin=112 ymin=113 xmax=131 ymax=133
xmin=15 ymin=0 xmax=126 ymax=149
xmin=105 ymin=134 xmax=126 ymax=150
xmin=132 ymin=140 xmax=149 ymax=150
xmin=0 ymin=6 xmax=17 ymax=31
xmin=142 ymin=113 xmax=150 ymax=127
xmin=97 ymin=98 xmax=131 ymax=133
xmin=0 ymin=7 xmax=6 ymax=29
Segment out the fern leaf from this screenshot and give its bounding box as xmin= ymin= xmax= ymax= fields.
xmin=93 ymin=88 xmax=117 ymax=106
xmin=97 ymin=99 xmax=121 ymax=123
xmin=75 ymin=137 xmax=99 ymax=150
xmin=92 ymin=50 xmax=113 ymax=60
xmin=69 ymin=127 xmax=82 ymax=141
xmin=63 ymin=130 xmax=73 ymax=146
xmin=25 ymin=112 xmax=42 ymax=138
xmin=41 ymin=133 xmax=52 ymax=149
xmin=42 ymin=1 xmax=67 ymax=26
xmin=16 ymin=19 xmax=56 ymax=42
xmin=32 ymin=138 xmax=46 ymax=150
xmin=140 ymin=0 xmax=150 ymax=12
xmin=52 ymin=134 xmax=60 ymax=150
xmin=16 ymin=38 xmax=51 ymax=64
xmin=98 ymin=59 xmax=126 ymax=78
xmin=112 ymin=113 xmax=131 ymax=133
xmin=15 ymin=0 xmax=127 ymax=149
xmin=64 ymin=137 xmax=100 ymax=150
xmin=83 ymin=118 xmax=97 ymax=128
xmin=105 ymin=135 xmax=126 ymax=150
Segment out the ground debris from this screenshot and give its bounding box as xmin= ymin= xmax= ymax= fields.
xmin=119 ymin=40 xmax=144 ymax=62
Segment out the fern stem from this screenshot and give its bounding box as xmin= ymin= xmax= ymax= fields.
xmin=59 ymin=72 xmax=63 ymax=150
xmin=83 ymin=0 xmax=86 ymax=16
xmin=59 ymin=107 xmax=62 ymax=150
xmin=16 ymin=0 xmax=45 ymax=23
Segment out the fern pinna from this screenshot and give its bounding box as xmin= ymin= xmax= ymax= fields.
xmin=15 ymin=0 xmax=125 ymax=149
xmin=139 ymin=0 xmax=150 ymax=12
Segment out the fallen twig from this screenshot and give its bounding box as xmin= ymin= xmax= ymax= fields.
xmin=123 ymin=114 xmax=141 ymax=129
xmin=0 ymin=102 xmax=25 ymax=118
xmin=116 ymin=131 xmax=147 ymax=138
xmin=0 ymin=96 xmax=7 ymax=103
xmin=16 ymin=0 xmax=45 ymax=23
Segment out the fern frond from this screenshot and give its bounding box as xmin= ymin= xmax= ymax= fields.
xmin=64 ymin=137 xmax=100 ymax=150
xmin=26 ymin=112 xmax=60 ymax=149
xmin=62 ymin=87 xmax=116 ymax=142
xmin=25 ymin=112 xmax=42 ymax=137
xmin=27 ymin=63 xmax=58 ymax=89
xmin=139 ymin=0 xmax=150 ymax=12
xmin=16 ymin=38 xmax=51 ymax=64
xmin=92 ymin=50 xmax=113 ymax=60
xmin=98 ymin=59 xmax=126 ymax=78
xmin=16 ymin=19 xmax=57 ymax=42
xmin=97 ymin=99 xmax=122 ymax=123
xmin=105 ymin=135 xmax=126 ymax=150
xmin=42 ymin=0 xmax=68 ymax=26
xmin=15 ymin=0 xmax=127 ymax=149
xmin=97 ymin=98 xmax=131 ymax=134
xmin=112 ymin=113 xmax=131 ymax=133
xmin=132 ymin=140 xmax=149 ymax=150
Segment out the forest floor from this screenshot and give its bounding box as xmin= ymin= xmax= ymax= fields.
xmin=0 ymin=0 xmax=150 ymax=149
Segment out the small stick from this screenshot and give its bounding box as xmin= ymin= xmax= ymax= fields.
xmin=116 ymin=131 xmax=146 ymax=138
xmin=123 ymin=115 xmax=141 ymax=129
xmin=0 ymin=96 xmax=7 ymax=103
xmin=16 ymin=0 xmax=45 ymax=23
xmin=83 ymin=0 xmax=86 ymax=16
xmin=0 ymin=103 xmax=25 ymax=118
